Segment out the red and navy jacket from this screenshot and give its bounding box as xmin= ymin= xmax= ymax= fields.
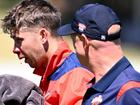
xmin=82 ymin=57 xmax=140 ymax=105
xmin=34 ymin=41 xmax=94 ymax=105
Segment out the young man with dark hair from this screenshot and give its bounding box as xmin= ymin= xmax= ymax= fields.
xmin=2 ymin=0 xmax=93 ymax=105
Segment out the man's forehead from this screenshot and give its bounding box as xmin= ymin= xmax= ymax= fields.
xmin=19 ymin=27 xmax=35 ymax=32
xmin=20 ymin=26 xmax=41 ymax=31
xmin=11 ymin=27 xmax=36 ymax=35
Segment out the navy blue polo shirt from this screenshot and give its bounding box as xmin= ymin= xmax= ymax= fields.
xmin=82 ymin=57 xmax=140 ymax=105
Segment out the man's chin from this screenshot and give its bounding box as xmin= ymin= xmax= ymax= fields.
xmin=28 ymin=64 xmax=34 ymax=68
xmin=28 ymin=63 xmax=37 ymax=68
xmin=25 ymin=62 xmax=36 ymax=68
xmin=25 ymin=59 xmax=35 ymax=68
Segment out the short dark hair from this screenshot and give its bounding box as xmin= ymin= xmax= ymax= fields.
xmin=2 ymin=0 xmax=61 ymax=35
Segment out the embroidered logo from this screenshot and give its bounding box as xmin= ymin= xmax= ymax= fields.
xmin=78 ymin=23 xmax=86 ymax=32
xmin=101 ymin=35 xmax=106 ymax=40
xmin=91 ymin=95 xmax=103 ymax=105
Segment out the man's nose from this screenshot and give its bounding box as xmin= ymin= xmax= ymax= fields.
xmin=13 ymin=47 xmax=21 ymax=55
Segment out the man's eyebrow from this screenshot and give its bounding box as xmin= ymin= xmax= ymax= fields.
xmin=11 ymin=36 xmax=23 ymax=40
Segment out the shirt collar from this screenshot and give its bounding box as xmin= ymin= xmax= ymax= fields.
xmin=91 ymin=56 xmax=130 ymax=92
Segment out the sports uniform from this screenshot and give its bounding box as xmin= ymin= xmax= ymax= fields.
xmin=34 ymin=41 xmax=93 ymax=105
xmin=82 ymin=57 xmax=140 ymax=105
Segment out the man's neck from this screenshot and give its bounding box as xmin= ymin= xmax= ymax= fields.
xmin=89 ymin=46 xmax=123 ymax=83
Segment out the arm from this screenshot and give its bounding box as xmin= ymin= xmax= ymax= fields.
xmin=57 ymin=68 xmax=93 ymax=105
xmin=44 ymin=68 xmax=93 ymax=105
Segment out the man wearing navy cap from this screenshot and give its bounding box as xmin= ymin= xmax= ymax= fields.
xmin=58 ymin=3 xmax=140 ymax=105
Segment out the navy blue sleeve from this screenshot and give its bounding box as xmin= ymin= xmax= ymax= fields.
xmin=116 ymin=88 xmax=140 ymax=105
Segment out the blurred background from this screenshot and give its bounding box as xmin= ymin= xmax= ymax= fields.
xmin=0 ymin=0 xmax=140 ymax=85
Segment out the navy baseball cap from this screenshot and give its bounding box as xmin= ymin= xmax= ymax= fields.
xmin=57 ymin=3 xmax=121 ymax=41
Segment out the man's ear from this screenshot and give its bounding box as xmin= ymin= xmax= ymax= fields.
xmin=80 ymin=34 xmax=89 ymax=49
xmin=39 ymin=28 xmax=50 ymax=44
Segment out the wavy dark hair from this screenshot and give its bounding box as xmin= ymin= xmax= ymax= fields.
xmin=2 ymin=0 xmax=61 ymax=35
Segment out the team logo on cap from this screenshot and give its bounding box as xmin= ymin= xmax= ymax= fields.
xmin=91 ymin=95 xmax=103 ymax=105
xmin=101 ymin=35 xmax=106 ymax=40
xmin=78 ymin=23 xmax=86 ymax=32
